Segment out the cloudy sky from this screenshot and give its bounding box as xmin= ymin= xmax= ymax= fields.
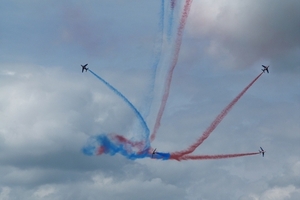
xmin=1 ymin=0 xmax=299 ymax=199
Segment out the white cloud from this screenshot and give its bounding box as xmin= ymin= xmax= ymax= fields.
xmin=33 ymin=185 xmax=56 ymax=198
xmin=0 ymin=187 xmax=10 ymax=200
xmin=260 ymin=185 xmax=299 ymax=200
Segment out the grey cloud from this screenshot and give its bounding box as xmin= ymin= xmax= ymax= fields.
xmin=187 ymin=0 xmax=300 ymax=71
xmin=0 ymin=1 xmax=299 ymax=199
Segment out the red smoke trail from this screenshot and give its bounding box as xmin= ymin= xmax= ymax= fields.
xmin=95 ymin=134 xmax=146 ymax=156
xmin=171 ymin=72 xmax=264 ymax=159
xmin=171 ymin=152 xmax=260 ymax=161
xmin=151 ymin=0 xmax=193 ymax=141
xmin=114 ymin=135 xmax=145 ymax=149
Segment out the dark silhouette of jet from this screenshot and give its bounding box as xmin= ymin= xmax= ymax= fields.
xmin=152 ymin=148 xmax=156 ymax=158
xmin=261 ymin=65 xmax=270 ymax=73
xmin=259 ymin=147 xmax=265 ymax=157
xmin=81 ymin=64 xmax=88 ymax=73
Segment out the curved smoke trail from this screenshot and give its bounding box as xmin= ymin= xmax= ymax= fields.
xmin=82 ymin=2 xmax=265 ymax=162
xmin=170 ymin=72 xmax=264 ymax=159
xmin=82 ymin=133 xmax=150 ymax=160
xmin=151 ymin=0 xmax=193 ymax=141
xmin=82 ymin=1 xmax=168 ymax=159
xmin=83 ymin=69 xmax=153 ymax=159
xmin=88 ymin=69 xmax=150 ymax=143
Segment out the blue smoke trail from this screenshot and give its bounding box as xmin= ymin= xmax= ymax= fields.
xmin=141 ymin=0 xmax=165 ymax=119
xmin=82 ymin=1 xmax=167 ymax=158
xmin=82 ymin=134 xmax=143 ymax=160
xmin=155 ymin=152 xmax=171 ymax=160
xmin=150 ymin=0 xmax=165 ymax=84
xmin=88 ymin=69 xmax=150 ymax=144
xmin=82 ymin=133 xmax=171 ymax=160
xmin=82 ymin=2 xmax=174 ymax=160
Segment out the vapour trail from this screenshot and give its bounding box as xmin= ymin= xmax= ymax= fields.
xmin=170 ymin=72 xmax=264 ymax=159
xmin=82 ymin=133 xmax=150 ymax=160
xmin=170 ymin=152 xmax=260 ymax=161
xmin=142 ymin=0 xmax=165 ymax=118
xmin=88 ymin=69 xmax=150 ymax=140
xmin=83 ymin=71 xmax=264 ymax=161
xmin=151 ymin=0 xmax=193 ymax=141
xmin=82 ymin=1 xmax=167 ymax=159
xmin=82 ymin=2 xmax=265 ymax=162
xmin=149 ymin=0 xmax=165 ymax=86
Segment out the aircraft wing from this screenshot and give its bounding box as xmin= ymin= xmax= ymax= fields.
xmin=260 ymin=147 xmax=265 ymax=157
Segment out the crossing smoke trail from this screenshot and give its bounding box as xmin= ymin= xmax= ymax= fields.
xmin=82 ymin=2 xmax=265 ymax=161
xmin=151 ymin=0 xmax=193 ymax=141
xmin=170 ymin=72 xmax=264 ymax=160
xmin=83 ymin=133 xmax=150 ymax=160
xmin=82 ymin=70 xmax=151 ymax=158
xmin=83 ymin=71 xmax=264 ymax=161
xmin=82 ymin=1 xmax=170 ymax=159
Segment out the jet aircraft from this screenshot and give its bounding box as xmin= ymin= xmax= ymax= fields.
xmin=261 ymin=65 xmax=270 ymax=73
xmin=259 ymin=147 xmax=265 ymax=157
xmin=152 ymin=148 xmax=156 ymax=158
xmin=81 ymin=64 xmax=88 ymax=73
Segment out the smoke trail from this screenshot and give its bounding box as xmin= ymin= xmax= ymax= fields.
xmin=151 ymin=0 xmax=193 ymax=141
xmin=167 ymin=0 xmax=176 ymax=40
xmin=88 ymin=69 xmax=150 ymax=143
xmin=171 ymin=72 xmax=264 ymax=158
xmin=83 ymin=2 xmax=168 ymax=159
xmin=149 ymin=0 xmax=165 ymax=87
xmin=149 ymin=150 xmax=259 ymax=161
xmin=171 ymin=152 xmax=260 ymax=161
xmin=82 ymin=133 xmax=150 ymax=160
xmin=142 ymin=0 xmax=165 ymax=118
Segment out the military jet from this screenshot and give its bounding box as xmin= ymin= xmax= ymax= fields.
xmin=259 ymin=147 xmax=265 ymax=157
xmin=81 ymin=64 xmax=88 ymax=73
xmin=261 ymin=65 xmax=270 ymax=73
xmin=152 ymin=148 xmax=157 ymax=158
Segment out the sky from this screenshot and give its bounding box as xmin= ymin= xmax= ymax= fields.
xmin=0 ymin=0 xmax=300 ymax=199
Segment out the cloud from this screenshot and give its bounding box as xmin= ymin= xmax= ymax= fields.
xmin=0 ymin=1 xmax=299 ymax=199
xmin=0 ymin=65 xmax=135 ymax=181
xmin=187 ymin=0 xmax=300 ymax=71
xmin=33 ymin=185 xmax=56 ymax=199
xmin=0 ymin=187 xmax=10 ymax=200
xmin=259 ymin=186 xmax=300 ymax=200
